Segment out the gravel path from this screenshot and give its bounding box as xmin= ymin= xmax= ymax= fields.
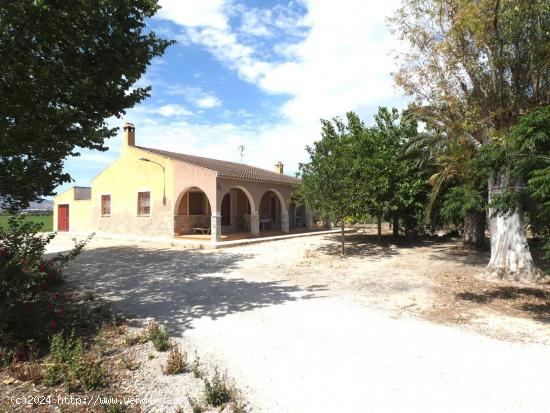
xmin=49 ymin=234 xmax=550 ymax=413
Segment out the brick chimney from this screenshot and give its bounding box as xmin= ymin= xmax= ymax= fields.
xmin=123 ymin=122 xmax=135 ymax=147
xmin=274 ymin=161 xmax=284 ymax=174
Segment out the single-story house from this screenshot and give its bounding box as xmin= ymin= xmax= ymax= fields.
xmin=53 ymin=122 xmax=316 ymax=242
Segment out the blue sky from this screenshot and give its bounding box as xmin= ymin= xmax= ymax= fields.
xmin=58 ymin=0 xmax=406 ymax=195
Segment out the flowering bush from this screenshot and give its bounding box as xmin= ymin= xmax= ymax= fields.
xmin=0 ymin=215 xmax=91 ymax=341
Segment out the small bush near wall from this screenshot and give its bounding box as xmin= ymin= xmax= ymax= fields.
xmin=0 ymin=215 xmax=90 ymax=345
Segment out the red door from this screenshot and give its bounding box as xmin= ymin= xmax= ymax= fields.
xmin=58 ymin=205 xmax=69 ymax=232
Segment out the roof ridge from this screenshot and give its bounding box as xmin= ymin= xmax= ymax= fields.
xmin=136 ymin=145 xmax=295 ymax=178
xmin=134 ymin=145 xmax=299 ymax=185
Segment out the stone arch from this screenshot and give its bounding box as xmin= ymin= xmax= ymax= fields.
xmin=173 ymin=185 xmax=213 ymax=216
xmin=219 ymin=185 xmax=256 ymax=213
xmin=173 ymin=186 xmax=213 ymax=236
xmin=260 ymin=188 xmax=288 ymax=214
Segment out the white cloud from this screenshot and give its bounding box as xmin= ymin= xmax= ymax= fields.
xmin=157 ymin=104 xmax=194 ymax=117
xmin=195 ymin=95 xmax=221 ymax=108
xmin=150 ymin=0 xmax=406 ymax=173
xmin=164 ymin=84 xmax=222 ymax=109
xmin=157 ymin=0 xmax=228 ymax=30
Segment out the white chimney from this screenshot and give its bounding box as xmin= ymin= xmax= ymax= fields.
xmin=275 ymin=161 xmax=284 ymax=174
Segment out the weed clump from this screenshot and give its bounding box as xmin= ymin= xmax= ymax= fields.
xmin=163 ymin=346 xmax=187 ymax=375
xmin=146 ymin=321 xmax=170 ymax=351
xmin=204 ymin=368 xmax=233 ymax=407
xmin=42 ymin=332 xmax=105 ymax=391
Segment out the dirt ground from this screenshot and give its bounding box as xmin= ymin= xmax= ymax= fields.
xmin=223 ymin=229 xmax=550 ymax=345
xmin=48 ymin=229 xmax=550 ymax=345
xmin=38 ymin=230 xmax=550 ymax=413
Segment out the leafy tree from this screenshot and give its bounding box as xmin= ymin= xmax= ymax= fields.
xmin=0 ymin=0 xmax=173 ymax=210
xmin=390 ymin=0 xmax=550 ymax=282
xmin=404 ymin=124 xmax=487 ymax=247
xmin=475 ymin=106 xmax=550 ymax=263
xmin=297 ymin=113 xmax=362 ymax=256
xmin=355 ymin=108 xmax=428 ymax=238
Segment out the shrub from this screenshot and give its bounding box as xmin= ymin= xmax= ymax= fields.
xmin=43 ymin=362 xmax=65 ymax=386
xmin=146 ymin=321 xmax=170 ymax=352
xmin=0 ymin=215 xmax=91 ymax=341
xmin=204 ymin=368 xmax=233 ymax=407
xmin=163 ymin=346 xmax=187 ymax=375
xmin=77 ymin=359 xmax=105 ymax=390
xmin=43 ymin=332 xmax=105 ymax=391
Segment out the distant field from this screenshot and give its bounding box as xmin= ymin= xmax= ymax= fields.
xmin=0 ymin=214 xmax=53 ymax=232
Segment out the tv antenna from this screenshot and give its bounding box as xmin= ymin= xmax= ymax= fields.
xmin=238 ymin=145 xmax=245 ymax=163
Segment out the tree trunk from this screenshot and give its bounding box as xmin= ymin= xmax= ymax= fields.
xmin=377 ymin=215 xmax=382 ymax=241
xmin=340 ymin=220 xmax=345 ymax=257
xmin=486 ymin=172 xmax=539 ymax=283
xmin=463 ymin=210 xmax=486 ymax=249
xmin=392 ymin=213 xmax=399 ymax=238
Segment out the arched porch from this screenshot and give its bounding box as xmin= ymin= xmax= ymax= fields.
xmin=173 ymin=186 xmax=212 ymax=236
xmin=219 ymin=187 xmax=254 ymax=234
xmin=258 ymin=189 xmax=287 ymax=232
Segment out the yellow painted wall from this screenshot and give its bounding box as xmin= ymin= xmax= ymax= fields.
xmin=52 ymin=127 xmax=298 ymax=238
xmin=53 ymin=188 xmax=91 ymax=232
xmin=89 ymin=145 xmax=176 ymax=237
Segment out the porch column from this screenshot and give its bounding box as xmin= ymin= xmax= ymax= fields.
xmin=250 ymin=212 xmax=260 ymax=237
xmin=281 ymin=211 xmax=289 ymax=233
xmin=211 ymin=212 xmax=221 ymax=242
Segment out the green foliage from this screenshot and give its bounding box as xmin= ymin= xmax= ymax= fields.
xmin=441 ymin=186 xmax=485 ymax=226
xmin=43 ymin=331 xmax=105 ymax=391
xmin=0 ymin=215 xmax=91 ymax=340
xmin=359 ymin=107 xmax=428 ymax=232
xmin=297 ymin=113 xmax=360 ymax=223
xmin=204 ymin=368 xmax=233 ymax=407
xmin=475 ymin=106 xmax=550 ymax=259
xmin=297 ymin=108 xmax=429 ymax=245
xmin=391 ymin=0 xmax=550 ymax=138
xmin=0 ymin=0 xmax=174 ymax=210
xmin=146 ymin=320 xmax=171 ymax=351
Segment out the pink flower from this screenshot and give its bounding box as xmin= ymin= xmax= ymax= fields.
xmin=51 ymin=292 xmax=57 ymax=301
xmin=50 ymin=320 xmax=58 ymax=330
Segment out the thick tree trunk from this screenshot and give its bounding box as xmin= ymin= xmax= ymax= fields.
xmin=486 ymin=172 xmax=539 ymax=283
xmin=377 ymin=215 xmax=382 ymax=241
xmin=340 ymin=220 xmax=345 ymax=257
xmin=463 ymin=210 xmax=485 ymax=249
xmin=392 ymin=213 xmax=399 ymax=238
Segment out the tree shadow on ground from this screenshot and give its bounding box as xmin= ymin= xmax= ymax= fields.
xmin=427 ymin=244 xmax=491 ymax=267
xmin=317 ymin=233 xmax=454 ymax=258
xmin=63 ymin=246 xmax=323 ymax=335
xmin=457 ymin=286 xmax=550 ymax=323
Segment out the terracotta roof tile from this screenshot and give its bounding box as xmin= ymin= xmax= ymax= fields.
xmin=136 ymin=146 xmax=300 ymax=185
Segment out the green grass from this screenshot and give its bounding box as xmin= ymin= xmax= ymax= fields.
xmin=0 ymin=214 xmax=53 ymax=232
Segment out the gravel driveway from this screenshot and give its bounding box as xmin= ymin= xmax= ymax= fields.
xmin=51 ymin=234 xmax=550 ymax=413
